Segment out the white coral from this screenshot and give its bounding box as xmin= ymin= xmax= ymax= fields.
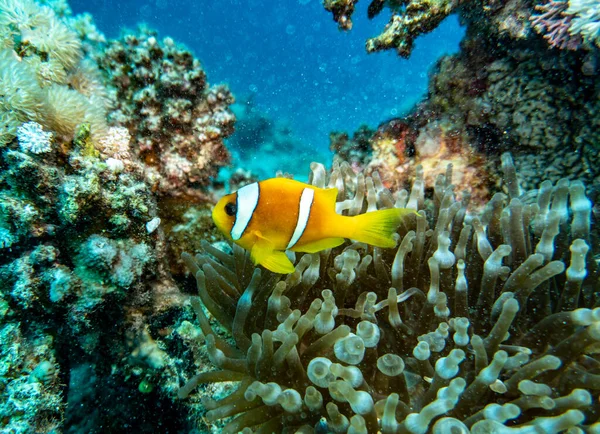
xmin=17 ymin=121 xmax=53 ymax=154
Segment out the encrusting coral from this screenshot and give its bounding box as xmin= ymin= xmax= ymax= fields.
xmin=97 ymin=26 xmax=236 ymax=199
xmin=329 ymin=125 xmax=375 ymax=173
xmin=178 ymin=155 xmax=599 ymax=433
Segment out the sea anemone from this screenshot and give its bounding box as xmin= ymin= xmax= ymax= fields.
xmin=3 ymin=0 xmax=83 ymax=70
xmin=0 ymin=0 xmax=109 ymax=146
xmin=43 ymin=84 xmax=108 ymax=141
xmin=178 ymin=154 xmax=598 ymax=433
xmin=0 ymin=48 xmax=45 ymax=139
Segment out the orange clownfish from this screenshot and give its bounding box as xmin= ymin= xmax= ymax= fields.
xmin=212 ymin=178 xmax=413 ymax=274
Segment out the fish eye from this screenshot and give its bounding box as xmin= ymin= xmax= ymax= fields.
xmin=224 ymin=202 xmax=237 ymax=216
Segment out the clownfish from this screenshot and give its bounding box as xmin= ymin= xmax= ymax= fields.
xmin=212 ymin=178 xmax=413 ymax=274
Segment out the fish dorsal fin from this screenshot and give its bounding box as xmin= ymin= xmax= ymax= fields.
xmin=250 ymin=231 xmax=295 ymax=274
xmin=321 ymin=187 xmax=339 ymax=206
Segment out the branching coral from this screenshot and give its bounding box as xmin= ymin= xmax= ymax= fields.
xmin=365 ymin=0 xmax=458 ymax=58
xmin=178 ymin=156 xmax=599 ymax=433
xmin=98 ymin=27 xmax=235 ymax=199
xmin=322 ymin=0 xmax=536 ymax=58
xmin=323 ymin=0 xmax=460 ymax=57
xmin=323 ymin=0 xmax=359 ymax=30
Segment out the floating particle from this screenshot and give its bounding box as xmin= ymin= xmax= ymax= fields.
xmin=286 ymin=24 xmax=296 ymax=35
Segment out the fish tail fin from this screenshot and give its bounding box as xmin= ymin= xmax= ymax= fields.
xmin=348 ymin=208 xmax=415 ymax=248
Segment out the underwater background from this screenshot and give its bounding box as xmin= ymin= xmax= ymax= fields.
xmin=0 ymin=0 xmax=599 ymax=433
xmin=71 ymin=0 xmax=465 ymax=179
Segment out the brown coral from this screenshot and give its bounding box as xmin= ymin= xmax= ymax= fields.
xmin=365 ymin=0 xmax=458 ymax=58
xmin=98 ymin=27 xmax=235 ymax=199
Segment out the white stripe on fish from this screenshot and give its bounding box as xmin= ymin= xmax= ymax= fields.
xmin=231 ymin=182 xmax=259 ymax=240
xmin=287 ymin=187 xmax=314 ymax=249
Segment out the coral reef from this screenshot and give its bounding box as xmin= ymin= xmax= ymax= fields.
xmin=0 ymin=1 xmax=234 ymax=430
xmin=329 ymin=125 xmax=375 ymax=172
xmin=177 ymin=156 xmax=599 ymax=433
xmin=323 ymin=0 xmax=600 ymax=191
xmin=412 ymin=42 xmax=600 ymax=190
xmin=97 ymin=27 xmax=236 ymax=199
xmin=330 ymin=117 xmax=492 ymax=206
xmin=1 ymin=0 xmax=598 ymax=432
xmin=0 ymin=322 xmax=63 ymax=433
xmin=0 ymin=117 xmax=192 ymax=432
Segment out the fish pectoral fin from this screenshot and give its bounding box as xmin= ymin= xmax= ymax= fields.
xmin=292 ymin=237 xmax=345 ymax=253
xmin=250 ymin=234 xmax=295 ymax=274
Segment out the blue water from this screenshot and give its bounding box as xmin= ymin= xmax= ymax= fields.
xmin=71 ymin=0 xmax=464 ymax=178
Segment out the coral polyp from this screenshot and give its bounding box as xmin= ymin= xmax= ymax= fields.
xmin=178 ymin=156 xmax=599 ymax=433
